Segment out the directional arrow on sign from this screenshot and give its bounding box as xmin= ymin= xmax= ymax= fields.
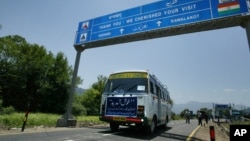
xmin=120 ymin=28 xmax=124 ymax=34
xmin=157 ymin=21 xmax=162 ymax=27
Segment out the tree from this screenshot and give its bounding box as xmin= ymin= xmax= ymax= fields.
xmin=0 ymin=35 xmax=73 ymax=113
xmin=0 ymin=35 xmax=39 ymax=111
xmin=72 ymin=95 xmax=87 ymax=116
xmin=180 ymin=108 xmax=190 ymax=118
xmin=80 ymin=75 xmax=107 ymax=115
xmin=169 ymin=98 xmax=174 ymax=107
xmin=199 ymin=107 xmax=213 ymax=118
xmin=38 ymin=52 xmax=71 ymax=113
xmin=81 ymin=88 xmax=100 ymax=115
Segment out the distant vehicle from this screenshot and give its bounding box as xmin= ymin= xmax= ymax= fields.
xmin=99 ymin=70 xmax=171 ymax=134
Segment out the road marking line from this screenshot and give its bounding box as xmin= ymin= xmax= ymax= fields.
xmin=186 ymin=126 xmax=200 ymax=141
xmin=103 ymin=131 xmax=123 ymax=136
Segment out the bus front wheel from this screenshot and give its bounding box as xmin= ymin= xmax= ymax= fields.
xmin=162 ymin=116 xmax=168 ymax=129
xmin=146 ymin=117 xmax=156 ymax=134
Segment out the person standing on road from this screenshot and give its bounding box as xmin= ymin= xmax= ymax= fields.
xmin=204 ymin=113 xmax=208 ymax=124
xmin=185 ymin=110 xmax=191 ymax=124
xmin=197 ymin=111 xmax=202 ymax=126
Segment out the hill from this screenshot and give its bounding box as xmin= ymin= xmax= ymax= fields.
xmin=172 ymin=101 xmax=213 ymax=114
xmin=75 ymin=87 xmax=85 ymax=95
xmin=172 ymin=101 xmax=250 ymax=114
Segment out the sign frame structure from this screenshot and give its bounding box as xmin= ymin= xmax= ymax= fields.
xmin=63 ymin=0 xmax=250 ymax=125
xmin=74 ymin=0 xmax=250 ymax=49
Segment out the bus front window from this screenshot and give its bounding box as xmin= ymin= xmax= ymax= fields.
xmin=104 ymin=78 xmax=147 ymax=94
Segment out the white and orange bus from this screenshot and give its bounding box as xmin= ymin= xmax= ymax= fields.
xmin=99 ymin=70 xmax=171 ymax=134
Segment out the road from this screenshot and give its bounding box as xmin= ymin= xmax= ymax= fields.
xmin=0 ymin=120 xmax=200 ymax=141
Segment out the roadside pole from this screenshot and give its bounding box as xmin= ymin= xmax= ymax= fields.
xmin=21 ymin=111 xmax=29 ymax=132
xmin=210 ymin=126 xmax=215 ymax=141
xmin=57 ymin=45 xmax=85 ymax=127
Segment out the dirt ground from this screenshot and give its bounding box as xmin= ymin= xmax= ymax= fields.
xmin=194 ymin=121 xmax=229 ymax=141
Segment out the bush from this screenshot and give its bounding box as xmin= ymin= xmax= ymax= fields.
xmin=72 ymin=102 xmax=87 ymax=116
xmin=26 ymin=113 xmax=60 ymax=127
xmin=0 ymin=99 xmax=3 ymax=110
xmin=2 ymin=106 xmax=15 ymax=115
xmin=0 ymin=113 xmax=103 ymax=128
xmin=0 ymin=113 xmax=60 ymax=128
xmin=0 ymin=113 xmax=23 ymax=127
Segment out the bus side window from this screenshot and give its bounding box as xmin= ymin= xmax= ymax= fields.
xmin=162 ymin=91 xmax=165 ymax=100
xmin=156 ymin=85 xmax=160 ymax=97
xmin=159 ymin=89 xmax=163 ymax=99
xmin=150 ymin=81 xmax=155 ymax=94
xmin=160 ymin=89 xmax=164 ymax=100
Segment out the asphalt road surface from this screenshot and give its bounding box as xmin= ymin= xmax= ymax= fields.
xmin=0 ymin=120 xmax=200 ymax=141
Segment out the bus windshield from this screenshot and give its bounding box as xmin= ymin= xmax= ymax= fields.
xmin=104 ymin=78 xmax=147 ymax=94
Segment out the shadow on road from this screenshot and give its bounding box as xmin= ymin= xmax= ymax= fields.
xmin=97 ymin=126 xmax=169 ymax=140
xmin=161 ymin=132 xmax=203 ymax=141
xmin=97 ymin=125 xmax=203 ymax=140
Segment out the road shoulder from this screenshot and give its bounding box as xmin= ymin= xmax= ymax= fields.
xmin=192 ymin=121 xmax=229 ymax=141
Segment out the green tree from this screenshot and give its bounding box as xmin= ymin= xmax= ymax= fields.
xmin=72 ymin=95 xmax=87 ymax=116
xmin=0 ymin=35 xmax=74 ymax=113
xmin=0 ymin=35 xmax=36 ymax=111
xmin=81 ymin=75 xmax=107 ymax=115
xmin=180 ymin=108 xmax=190 ymax=118
xmin=199 ymin=107 xmax=212 ymax=116
xmin=81 ymin=88 xmax=100 ymax=115
xmin=169 ymin=98 xmax=174 ymax=107
xmin=38 ymin=52 xmax=71 ymax=113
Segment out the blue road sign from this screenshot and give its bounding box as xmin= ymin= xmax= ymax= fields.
xmin=74 ymin=0 xmax=249 ymax=46
xmin=215 ymin=104 xmax=229 ymax=109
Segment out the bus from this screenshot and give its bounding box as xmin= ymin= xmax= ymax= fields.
xmin=99 ymin=70 xmax=171 ymax=134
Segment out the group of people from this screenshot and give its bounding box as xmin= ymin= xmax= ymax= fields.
xmin=184 ymin=110 xmax=209 ymax=126
xmin=184 ymin=110 xmax=191 ymax=124
xmin=197 ymin=111 xmax=209 ymax=126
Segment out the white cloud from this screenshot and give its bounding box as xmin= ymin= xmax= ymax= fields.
xmin=224 ymin=88 xmax=234 ymax=92
xmin=242 ymin=89 xmax=250 ymax=93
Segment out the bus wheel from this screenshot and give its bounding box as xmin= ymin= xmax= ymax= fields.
xmin=162 ymin=116 xmax=168 ymax=129
xmin=110 ymin=122 xmax=119 ymax=132
xmin=147 ymin=117 xmax=156 ymax=134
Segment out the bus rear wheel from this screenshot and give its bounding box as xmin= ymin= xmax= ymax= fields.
xmin=110 ymin=122 xmax=119 ymax=132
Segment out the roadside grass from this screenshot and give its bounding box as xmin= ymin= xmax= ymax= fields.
xmin=0 ymin=113 xmax=104 ymax=129
xmin=75 ymin=116 xmax=104 ymax=124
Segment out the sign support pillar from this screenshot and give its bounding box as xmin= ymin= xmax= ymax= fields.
xmin=57 ymin=45 xmax=85 ymax=127
xmin=245 ymin=19 xmax=250 ymax=53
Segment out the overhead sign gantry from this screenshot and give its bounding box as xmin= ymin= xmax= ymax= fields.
xmin=59 ymin=0 xmax=250 ymax=126
xmin=74 ymin=0 xmax=250 ymax=49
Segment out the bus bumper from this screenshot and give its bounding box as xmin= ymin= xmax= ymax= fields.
xmin=99 ymin=116 xmax=148 ymax=125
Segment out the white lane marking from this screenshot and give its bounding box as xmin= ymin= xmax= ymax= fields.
xmin=103 ymin=131 xmax=123 ymax=136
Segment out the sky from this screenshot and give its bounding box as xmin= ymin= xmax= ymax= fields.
xmin=1 ymin=0 xmax=250 ymax=107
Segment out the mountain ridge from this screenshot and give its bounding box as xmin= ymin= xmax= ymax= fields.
xmin=74 ymin=88 xmax=249 ymax=115
xmin=172 ymin=101 xmax=250 ymax=114
xmin=172 ymin=101 xmax=213 ymax=114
